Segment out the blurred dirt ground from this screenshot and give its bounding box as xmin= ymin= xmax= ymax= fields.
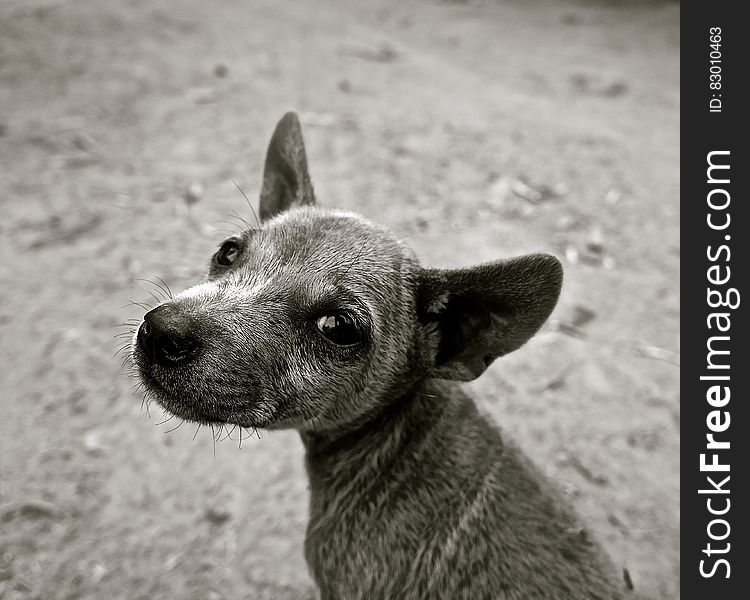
xmin=0 ymin=0 xmax=679 ymax=599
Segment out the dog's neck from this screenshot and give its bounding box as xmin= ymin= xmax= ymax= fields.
xmin=302 ymin=380 xmax=438 ymax=452
xmin=299 ymin=380 xmax=475 ymax=486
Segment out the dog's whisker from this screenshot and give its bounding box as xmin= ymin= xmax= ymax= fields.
xmin=153 ymin=275 xmax=174 ymax=300
xmin=213 ymin=219 xmax=244 ymax=234
xmin=222 ymin=424 xmax=232 ymax=442
xmin=212 ymin=227 xmax=241 ymax=237
xmin=210 ymin=424 xmax=217 ymax=459
xmin=211 ymin=219 xmax=241 ymax=237
xmin=137 ymin=278 xmax=168 ymax=303
xmin=228 ymin=211 xmax=251 ymax=227
xmin=139 ymin=284 xmax=164 ymax=305
xmin=155 ymin=412 xmax=175 ymax=426
xmin=114 ymin=345 xmax=131 ymax=359
xmin=232 ymin=179 xmax=261 ymax=229
xmin=129 ymin=299 xmax=153 ymax=311
xmin=228 ymin=210 xmax=253 ymax=231
xmin=115 ymin=320 xmax=141 ymax=327
xmin=164 ymin=419 xmax=184 ymax=434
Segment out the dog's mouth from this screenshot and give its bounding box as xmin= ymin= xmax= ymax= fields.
xmin=132 ymin=341 xmax=271 ymax=429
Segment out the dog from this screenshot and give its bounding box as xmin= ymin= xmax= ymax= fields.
xmin=131 ymin=112 xmax=628 ymax=599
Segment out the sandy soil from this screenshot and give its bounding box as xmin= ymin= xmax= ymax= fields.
xmin=0 ymin=0 xmax=679 ymax=598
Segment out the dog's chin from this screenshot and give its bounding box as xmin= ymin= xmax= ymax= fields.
xmin=135 ymin=367 xmax=270 ymax=429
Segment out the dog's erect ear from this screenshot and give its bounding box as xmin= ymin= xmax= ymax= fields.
xmin=417 ymin=254 xmax=563 ymax=381
xmin=259 ymin=112 xmax=316 ymax=221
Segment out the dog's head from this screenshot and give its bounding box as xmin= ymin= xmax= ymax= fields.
xmin=131 ymin=112 xmax=562 ymax=433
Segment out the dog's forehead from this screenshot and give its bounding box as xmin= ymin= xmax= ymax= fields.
xmin=253 ymin=208 xmax=403 ymax=269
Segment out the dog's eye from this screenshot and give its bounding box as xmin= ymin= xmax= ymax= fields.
xmin=215 ymin=240 xmax=241 ymax=266
xmin=316 ymin=313 xmax=362 ymax=346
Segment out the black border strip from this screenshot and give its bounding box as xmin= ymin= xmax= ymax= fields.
xmin=682 ymin=2 xmax=748 ymax=597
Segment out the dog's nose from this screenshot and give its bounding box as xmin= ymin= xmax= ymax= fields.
xmin=137 ymin=304 xmax=201 ymax=367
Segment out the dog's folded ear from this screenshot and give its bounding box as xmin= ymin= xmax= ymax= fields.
xmin=417 ymin=254 xmax=563 ymax=381
xmin=259 ymin=112 xmax=316 ymax=221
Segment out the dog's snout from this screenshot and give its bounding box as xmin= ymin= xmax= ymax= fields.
xmin=137 ymin=304 xmax=201 ymax=367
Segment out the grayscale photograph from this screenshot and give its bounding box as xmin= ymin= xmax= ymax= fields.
xmin=1 ymin=1 xmax=680 ymax=599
